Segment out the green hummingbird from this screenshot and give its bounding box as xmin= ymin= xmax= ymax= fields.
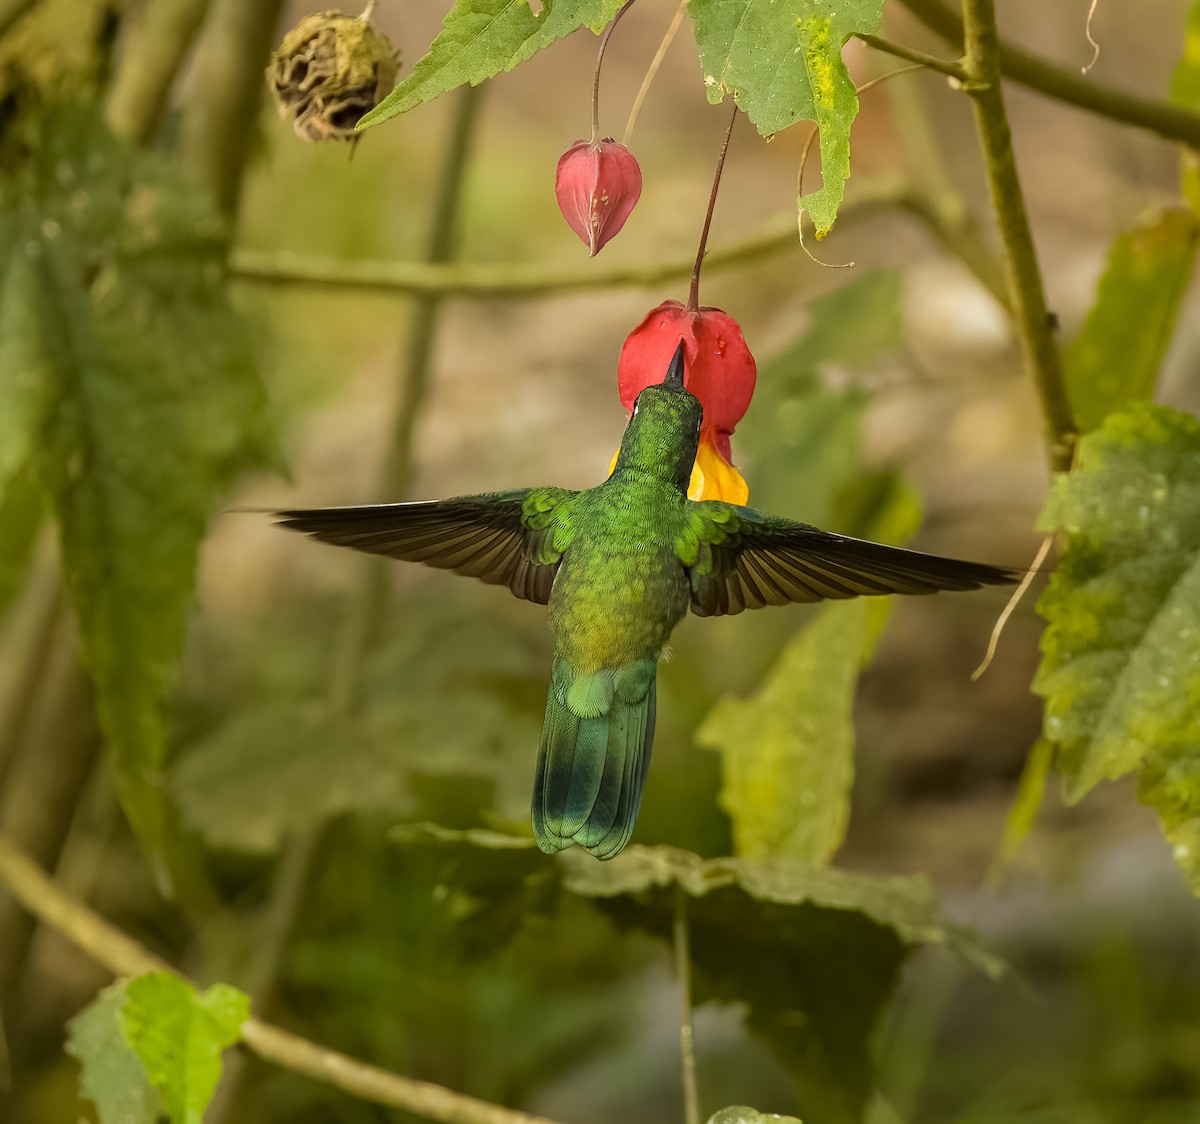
xmin=279 ymin=341 xmax=1016 ymax=860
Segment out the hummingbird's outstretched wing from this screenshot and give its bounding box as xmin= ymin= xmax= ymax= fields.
xmin=277 ymin=488 xmax=575 ymax=604
xmin=682 ymin=502 xmax=1019 ymax=617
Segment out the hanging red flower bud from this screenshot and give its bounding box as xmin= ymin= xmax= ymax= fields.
xmin=555 ymin=138 xmax=642 ymax=256
xmin=615 ymin=300 xmax=757 ymax=502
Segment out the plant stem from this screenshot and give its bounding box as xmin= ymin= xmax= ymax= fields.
xmin=211 ymin=85 xmax=485 ymax=1123
xmin=180 ymin=0 xmax=287 ymax=219
xmin=103 ymin=0 xmax=211 ymax=144
xmin=897 ymin=0 xmax=1200 ymax=149
xmin=0 ymin=569 xmax=61 ymax=797
xmin=688 ymin=104 xmax=738 ymax=311
xmin=231 ymin=178 xmax=1008 ymax=303
xmin=673 ymin=887 xmax=700 ymax=1124
xmin=591 ymin=0 xmax=636 ymax=140
xmin=0 ymin=624 xmax=100 ymax=1012
xmin=857 ymin=33 xmax=967 ymax=81
xmin=0 ymin=834 xmax=566 ymax=1124
xmin=959 ymin=0 xmax=1076 ymax=471
xmin=331 ymin=83 xmax=483 ymax=712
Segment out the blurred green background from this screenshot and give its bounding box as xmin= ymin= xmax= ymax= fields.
xmin=2 ymin=0 xmax=1200 ymax=1121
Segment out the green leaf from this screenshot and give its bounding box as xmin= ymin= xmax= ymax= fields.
xmin=0 ymin=239 xmax=54 ymax=481
xmin=118 ymin=973 xmax=249 ymax=1124
xmin=358 ymin=0 xmax=623 ymax=129
xmin=708 ymin=1109 xmax=803 ymax=1124
xmin=1065 ymin=207 xmax=1199 ymax=432
xmin=698 ymin=600 xmax=867 ymax=862
xmin=385 ymin=828 xmax=1000 ymax=1124
xmin=1034 ymin=403 xmax=1200 ymax=890
xmin=688 ymin=0 xmax=883 ymax=235
xmin=564 ymin=845 xmax=1000 ymax=1124
xmin=65 ymin=981 xmax=163 ymax=1124
xmin=698 ymin=465 xmax=921 ymax=864
xmin=174 ymin=703 xmax=411 ymax=852
xmin=4 ymin=107 xmax=275 ymax=862
xmin=0 ymin=464 xmax=43 ymax=615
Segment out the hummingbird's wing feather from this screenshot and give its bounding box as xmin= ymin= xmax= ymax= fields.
xmin=277 ymin=488 xmax=575 ymax=604
xmin=683 ymin=502 xmax=1019 ymax=618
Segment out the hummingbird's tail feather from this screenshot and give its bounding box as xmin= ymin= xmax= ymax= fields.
xmin=533 ymin=658 xmax=657 ymax=860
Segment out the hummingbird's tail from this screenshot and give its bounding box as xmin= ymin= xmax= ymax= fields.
xmin=532 ymin=656 xmax=656 ymax=860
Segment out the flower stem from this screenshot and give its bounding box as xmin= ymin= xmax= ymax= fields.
xmin=674 ymin=887 xmax=700 ymax=1124
xmin=591 ymin=0 xmax=637 ymax=141
xmin=688 ymin=104 xmax=738 ymax=312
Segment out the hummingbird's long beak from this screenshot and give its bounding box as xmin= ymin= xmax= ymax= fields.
xmin=661 ymin=339 xmax=686 ymax=389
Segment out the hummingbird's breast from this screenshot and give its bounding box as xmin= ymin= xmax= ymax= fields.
xmin=547 ymin=481 xmax=691 ymax=674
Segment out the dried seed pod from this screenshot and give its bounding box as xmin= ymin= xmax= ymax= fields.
xmin=267 ymin=9 xmax=399 ymax=142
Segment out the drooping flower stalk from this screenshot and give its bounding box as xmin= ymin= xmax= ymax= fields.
xmin=689 ymin=104 xmax=739 ymax=312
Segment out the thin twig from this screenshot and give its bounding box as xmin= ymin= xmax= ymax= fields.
xmin=359 ymin=0 xmax=377 ymax=21
xmin=897 ymin=0 xmax=1200 ymax=148
xmin=959 ymin=0 xmax=1076 ymax=472
xmin=624 ymin=0 xmax=687 ymax=143
xmin=673 ymin=887 xmax=700 ymax=1124
xmin=857 ymin=34 xmax=967 ymax=82
xmin=331 ymin=83 xmax=484 ymax=713
xmin=972 ymin=532 xmax=1054 ymax=679
xmin=1081 ymin=0 xmax=1100 ymax=74
xmin=231 ymin=178 xmax=1011 ymax=303
xmin=688 ymin=103 xmax=738 ymax=310
xmin=0 ymin=834 xmax=565 ymax=1124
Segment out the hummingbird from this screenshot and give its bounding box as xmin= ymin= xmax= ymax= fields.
xmin=278 ymin=340 xmax=1016 ymax=860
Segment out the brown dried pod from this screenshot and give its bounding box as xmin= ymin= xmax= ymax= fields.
xmin=267 ymin=9 xmax=399 ymax=142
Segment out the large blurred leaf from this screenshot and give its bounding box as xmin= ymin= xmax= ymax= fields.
xmin=358 ymin=0 xmax=624 ymax=129
xmin=709 ymin=1110 xmax=802 ymax=1124
xmin=0 ymin=464 xmax=42 ymax=614
xmin=389 ymin=827 xmax=998 ymax=1124
xmin=698 ymin=600 xmax=868 ymax=861
xmin=1065 ymin=208 xmax=1199 ymax=432
xmin=688 ymin=0 xmax=884 ymax=235
xmin=565 ymin=846 xmax=999 ymax=1124
xmin=701 ymin=425 xmax=922 ymax=865
xmin=118 ymin=973 xmax=249 ymax=1124
xmin=174 ymin=704 xmax=410 ymax=852
xmin=741 ymin=270 xmax=902 ymax=522
xmin=1034 ymin=403 xmax=1200 ymax=891
xmin=0 ymin=243 xmax=53 ymax=480
xmin=174 ymin=606 xmax=543 ymax=851
xmin=65 ymin=982 xmax=163 ymax=1124
xmin=0 ymin=107 xmax=275 ymax=861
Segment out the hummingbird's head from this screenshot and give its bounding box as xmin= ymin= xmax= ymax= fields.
xmin=613 ymin=339 xmax=703 ymax=492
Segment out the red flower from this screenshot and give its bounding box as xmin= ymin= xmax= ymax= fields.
xmin=616 ymin=300 xmax=757 ymax=502
xmin=555 ymin=138 xmax=642 ymax=256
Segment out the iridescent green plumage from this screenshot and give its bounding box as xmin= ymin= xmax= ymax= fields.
xmin=278 ymin=343 xmax=1016 ymax=859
